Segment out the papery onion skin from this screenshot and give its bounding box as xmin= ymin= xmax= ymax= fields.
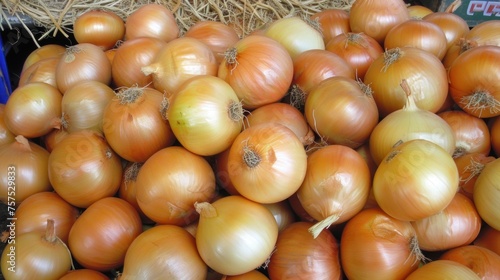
xmin=125 ymin=3 xmax=179 ymax=42
xmin=244 ymin=102 xmax=314 ymax=146
xmin=0 ymin=104 xmax=15 ymax=147
xmin=297 ymin=144 xmax=371 ymax=238
xmin=14 ymin=191 xmax=79 ymax=244
xmin=227 ymin=122 xmax=308 ymax=204
xmin=473 ymin=157 xmax=500 ymax=230
xmin=268 ymin=222 xmax=342 ymax=280
xmin=111 ymin=37 xmax=166 ymax=88
xmin=349 ymin=0 xmax=410 ymax=44
xmin=103 ymin=86 xmax=175 ymax=163
xmin=0 ymin=219 xmax=72 ymax=280
xmin=135 ymin=146 xmax=216 ymax=226
xmin=4 ymin=82 xmax=62 ymax=138
xmin=22 ymin=44 xmax=65 ymax=71
xmin=0 ymin=136 xmax=51 ymax=204
xmin=407 ymin=5 xmax=433 ymax=19
xmin=218 ymin=35 xmax=294 ymax=109
xmin=490 ymin=116 xmax=500 ymax=156
xmin=225 ymin=270 xmax=269 ymax=280
xmin=340 ymin=207 xmax=422 ymax=280
xmin=61 ymin=80 xmax=115 ymax=134
xmin=304 ymin=76 xmax=379 ymax=148
xmin=119 ymin=225 xmax=207 ymax=280
xmin=448 ymin=45 xmax=500 ymax=118
xmin=310 ymin=9 xmax=351 ymax=45
xmin=184 ymin=20 xmax=240 ymax=64
xmin=439 ymin=245 xmax=500 ymax=279
xmin=422 ymin=12 xmax=470 ymax=50
xmin=59 ymin=269 xmax=110 ymax=280
xmin=406 ymin=260 xmax=481 ymax=280
xmin=48 ymin=130 xmax=123 ymax=208
xmin=325 ymin=32 xmax=383 ymax=80
xmin=373 ymin=139 xmax=459 ymax=221
xmin=411 ymin=192 xmax=482 ymax=251
xmin=195 ymin=195 xmax=279 ymax=276
xmin=438 ymin=109 xmax=491 ymax=158
xmin=384 ymin=19 xmax=448 ymax=60
xmin=474 ymin=224 xmax=500 ymax=256
xmin=142 ymin=37 xmax=218 ymax=96
xmin=363 ymin=46 xmax=449 ymax=118
xmin=68 ymin=197 xmax=142 ymax=272
xmin=167 ymin=75 xmax=243 ymax=156
xmin=56 ymin=43 xmax=112 ymax=94
xmin=264 ymin=16 xmax=325 ymax=59
xmin=262 ymin=200 xmax=297 ymax=232
xmin=18 ymin=57 xmax=59 ymax=88
xmin=454 ymin=153 xmax=496 ymax=199
xmin=73 ymin=10 xmax=125 ymax=50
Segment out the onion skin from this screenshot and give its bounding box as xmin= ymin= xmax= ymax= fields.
xmin=18 ymin=57 xmax=59 ymax=88
xmin=68 ymin=197 xmax=143 ymax=272
xmin=125 ymin=3 xmax=179 ymax=42
xmin=59 ymin=269 xmax=110 ymax=280
xmin=340 ymin=207 xmax=422 ymax=280
xmin=406 ymin=260 xmax=481 ymax=280
xmin=310 ymin=9 xmax=351 ymax=45
xmin=474 ymin=224 xmax=500 ymax=256
xmin=373 ymin=139 xmax=459 ymax=221
xmin=473 ymin=157 xmax=500 ymax=230
xmin=0 ymin=136 xmax=51 ymax=204
xmin=454 ymin=153 xmax=496 ymax=199
xmin=268 ymin=222 xmax=342 ymax=280
xmin=448 ymin=45 xmax=500 ymax=118
xmin=119 ymin=225 xmax=207 ymax=280
xmin=224 ymin=270 xmax=269 ymax=280
xmin=22 ymin=44 xmax=65 ymax=71
xmin=440 ymin=245 xmax=500 ymax=279
xmin=423 ymin=12 xmax=470 ymax=50
xmin=411 ymin=192 xmax=482 ymax=251
xmin=490 ymin=116 xmax=500 ymax=156
xmin=0 ymin=104 xmax=15 ymax=146
xmin=73 ymin=10 xmax=125 ymax=50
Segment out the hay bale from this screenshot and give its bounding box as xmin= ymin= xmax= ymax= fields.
xmin=1 ymin=0 xmax=353 ymax=44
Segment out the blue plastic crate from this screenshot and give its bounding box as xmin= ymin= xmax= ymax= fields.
xmin=0 ymin=35 xmax=12 ymax=104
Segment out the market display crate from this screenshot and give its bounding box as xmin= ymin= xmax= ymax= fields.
xmin=420 ymin=0 xmax=500 ymax=26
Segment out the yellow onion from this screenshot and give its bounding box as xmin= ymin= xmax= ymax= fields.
xmin=406 ymin=260 xmax=481 ymax=280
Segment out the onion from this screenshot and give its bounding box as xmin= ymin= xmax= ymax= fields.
xmin=310 ymin=9 xmax=350 ymax=45
xmin=119 ymin=224 xmax=207 ymax=280
xmin=195 ymin=195 xmax=279 ymax=276
xmin=439 ymin=109 xmax=491 ymax=157
xmin=59 ymin=269 xmax=109 ymax=280
xmin=349 ymin=0 xmax=410 ymax=44
xmin=474 ymin=157 xmax=500 ymax=230
xmin=474 ymin=224 xmax=500 ymax=256
xmin=68 ymin=197 xmax=142 ymax=272
xmin=440 ymin=245 xmax=500 ymax=278
xmin=73 ymin=9 xmax=125 ymax=50
xmin=490 ymin=116 xmax=500 ymax=156
xmin=21 ymin=44 xmax=65 ymax=71
xmin=448 ymin=45 xmax=500 ymax=118
xmin=0 ymin=104 xmax=15 ymax=146
xmin=56 ymin=43 xmax=112 ymax=94
xmin=384 ymin=19 xmax=448 ymax=60
xmin=363 ymin=47 xmax=449 ymax=117
xmin=340 ymin=207 xmax=425 ymax=279
xmin=227 ymin=122 xmax=307 ymax=204
xmin=111 ymin=37 xmax=166 ymax=88
xmin=262 ymin=200 xmax=297 ymax=232
xmin=48 ymin=130 xmax=123 ymax=208
xmin=244 ymin=102 xmax=314 ymax=146
xmin=267 ymin=221 xmax=341 ymax=279
xmin=124 ymin=3 xmax=179 ymax=42
xmin=287 ymin=192 xmax=316 ymax=223
xmin=135 ymin=146 xmax=216 ymax=225
xmin=14 ymin=191 xmax=79 ymax=243
xmin=297 ymin=144 xmax=371 ymax=238
xmin=61 ymin=80 xmax=115 ymax=134
xmin=369 ymin=80 xmax=456 ymax=165
xmin=407 ymin=5 xmax=434 ymax=18
xmin=42 ymin=127 xmax=69 ymax=153
xmin=18 ymin=56 xmax=59 ymax=88
xmin=290 ymin=49 xmax=355 ymax=108
xmin=325 ymin=32 xmax=383 ymax=80
xmin=214 ymin=147 xmax=239 ymax=195
xmin=4 ymin=82 xmax=62 ymax=138
xmin=167 ymin=75 xmax=243 ymax=156
xmin=304 ymin=76 xmax=379 ymax=148
xmin=218 ymin=35 xmax=294 ymax=109
xmin=411 ymin=192 xmax=481 ymax=251
xmin=264 ymin=16 xmax=325 ymax=59
xmin=423 ymin=12 xmax=470 ymax=50
xmin=406 ymin=260 xmax=481 ymax=280
xmin=118 ymin=162 xmax=153 ymax=224
xmin=0 ymin=135 xmax=51 ymax=203
xmin=103 ymin=86 xmax=175 ymax=163
xmin=0 ymin=219 xmax=72 ymax=279
xmin=224 ymin=270 xmax=269 ymax=280
xmin=454 ymin=153 xmax=496 ymax=199
xmin=373 ymin=139 xmax=459 ymax=221
xmin=184 ymin=20 xmax=240 ymax=64
xmin=141 ymin=37 xmax=218 ymax=96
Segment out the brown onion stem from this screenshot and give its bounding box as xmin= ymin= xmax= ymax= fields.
xmin=15 ymin=135 xmax=32 ymax=152
xmin=308 ymin=212 xmax=341 ymax=239
xmin=195 ymin=202 xmax=217 ymax=218
xmin=382 ymin=48 xmax=402 ymax=72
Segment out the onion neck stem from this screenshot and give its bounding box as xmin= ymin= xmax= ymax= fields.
xmin=195 ymin=202 xmax=217 ymax=218
xmin=44 ymin=219 xmax=57 ymax=243
xmin=400 ymin=79 xmax=419 ymax=112
xmin=15 ymin=135 xmax=32 ymax=152
xmin=308 ymin=212 xmax=341 ymax=239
